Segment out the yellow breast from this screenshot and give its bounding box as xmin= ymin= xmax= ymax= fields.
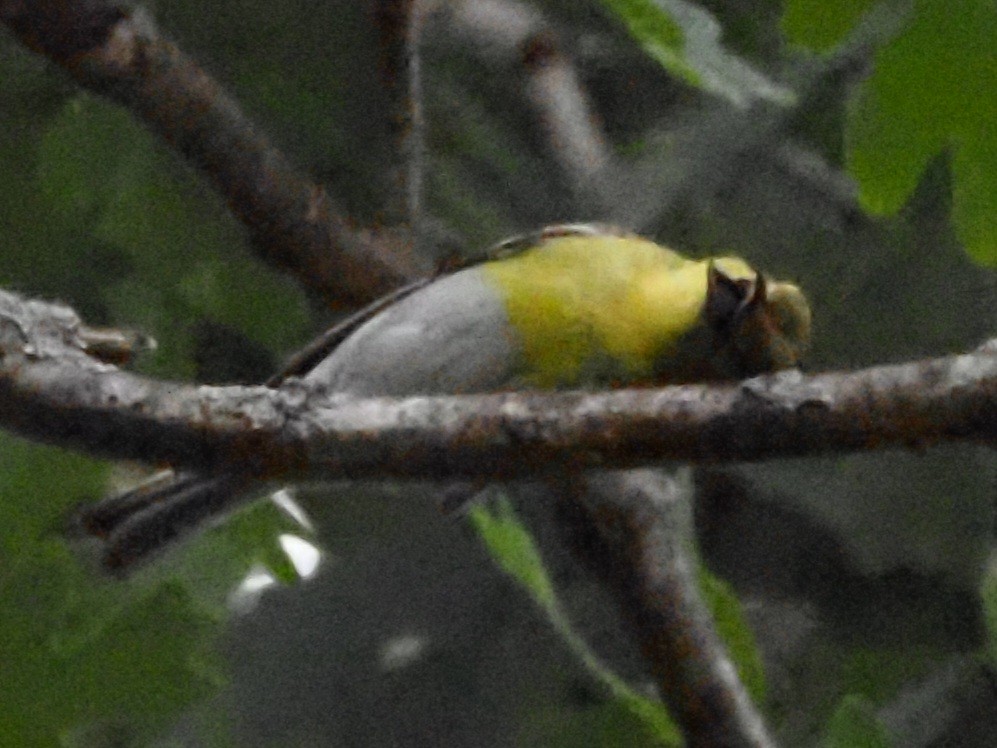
xmin=480 ymin=234 xmax=730 ymax=387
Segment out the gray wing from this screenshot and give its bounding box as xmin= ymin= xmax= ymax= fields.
xmin=305 ymin=269 xmax=522 ymax=396
xmin=266 ymin=278 xmax=433 ymax=385
xmin=82 ymin=243 xmax=527 ymax=570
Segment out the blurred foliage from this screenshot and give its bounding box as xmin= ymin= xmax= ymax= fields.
xmin=0 ymin=433 xmax=218 ymax=746
xmin=781 ymin=0 xmax=878 ymax=49
xmin=471 ymin=498 xmax=681 ymax=745
xmin=837 ymin=644 xmax=939 ymax=709
xmin=698 ymin=568 xmax=767 ymax=702
xmin=784 ymin=0 xmax=997 ymax=266
xmin=601 ymin=0 xmax=795 ymax=107
xmin=471 ymin=497 xmax=769 ymax=744
xmin=822 ymin=695 xmax=891 ymax=748
xmin=522 ymin=698 xmax=678 ymax=748
xmin=0 ymin=15 xmax=311 ymax=744
xmin=0 ymin=429 xmax=301 ymax=748
xmin=0 ymin=0 xmax=993 ymax=744
xmin=35 ymin=95 xmax=311 ymax=378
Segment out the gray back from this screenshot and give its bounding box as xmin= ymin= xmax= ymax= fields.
xmin=305 ymin=270 xmax=522 ymax=396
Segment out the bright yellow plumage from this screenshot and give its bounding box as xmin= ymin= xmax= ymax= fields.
xmin=482 ymin=233 xmax=703 ymax=385
xmin=480 ymin=228 xmax=809 ymax=388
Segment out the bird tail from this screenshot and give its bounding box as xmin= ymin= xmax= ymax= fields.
xmin=72 ymin=471 xmax=255 ymax=573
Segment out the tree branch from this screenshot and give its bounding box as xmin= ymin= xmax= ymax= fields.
xmin=1 ymin=289 xmax=993 ymax=482
xmin=564 ymin=469 xmax=775 ymax=747
xmin=0 ymin=0 xmax=428 ymax=305
xmin=439 ymin=0 xmax=616 ymax=213
xmin=376 ymin=0 xmax=427 ymax=239
xmin=1 ymin=4 xmax=976 ymax=743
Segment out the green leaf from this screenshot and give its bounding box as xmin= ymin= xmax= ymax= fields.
xmin=823 ymin=695 xmax=891 ymax=748
xmin=838 ymin=645 xmax=937 ymax=706
xmin=7 ymin=89 xmax=316 ymax=746
xmin=0 ymin=433 xmax=225 ymax=745
xmin=0 ymin=433 xmax=107 ymax=548
xmin=781 ymin=0 xmax=879 ymax=51
xmin=784 ymin=0 xmax=997 ymax=266
xmin=523 ymin=697 xmax=680 ymax=748
xmin=472 ymin=496 xmax=775 ymax=744
xmin=601 ymin=0 xmax=795 ymax=107
xmin=37 ymin=95 xmax=311 ymax=375
xmin=698 ymin=567 xmax=767 ymax=703
xmin=471 ymin=499 xmax=681 ymax=745
xmin=0 ymin=430 xmax=308 ymax=744
xmin=950 ymin=123 xmax=997 ymax=265
xmin=469 ymin=497 xmax=557 ymax=607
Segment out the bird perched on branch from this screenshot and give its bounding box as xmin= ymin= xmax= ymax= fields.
xmin=76 ymin=223 xmax=811 ymax=572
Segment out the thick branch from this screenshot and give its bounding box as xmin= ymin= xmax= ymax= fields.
xmin=0 ymin=0 xmax=428 ymax=305
xmin=1 ymin=290 xmax=993 ymax=481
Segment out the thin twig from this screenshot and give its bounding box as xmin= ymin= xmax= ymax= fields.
xmin=376 ymin=0 xmax=427 ymax=240
xmin=438 ymin=0 xmax=616 ymax=212
xmin=0 ymin=0 xmax=428 ymax=306
xmin=520 ymin=29 xmax=615 ymax=213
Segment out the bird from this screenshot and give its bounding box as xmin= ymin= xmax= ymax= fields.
xmin=75 ymin=223 xmax=811 ymax=572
